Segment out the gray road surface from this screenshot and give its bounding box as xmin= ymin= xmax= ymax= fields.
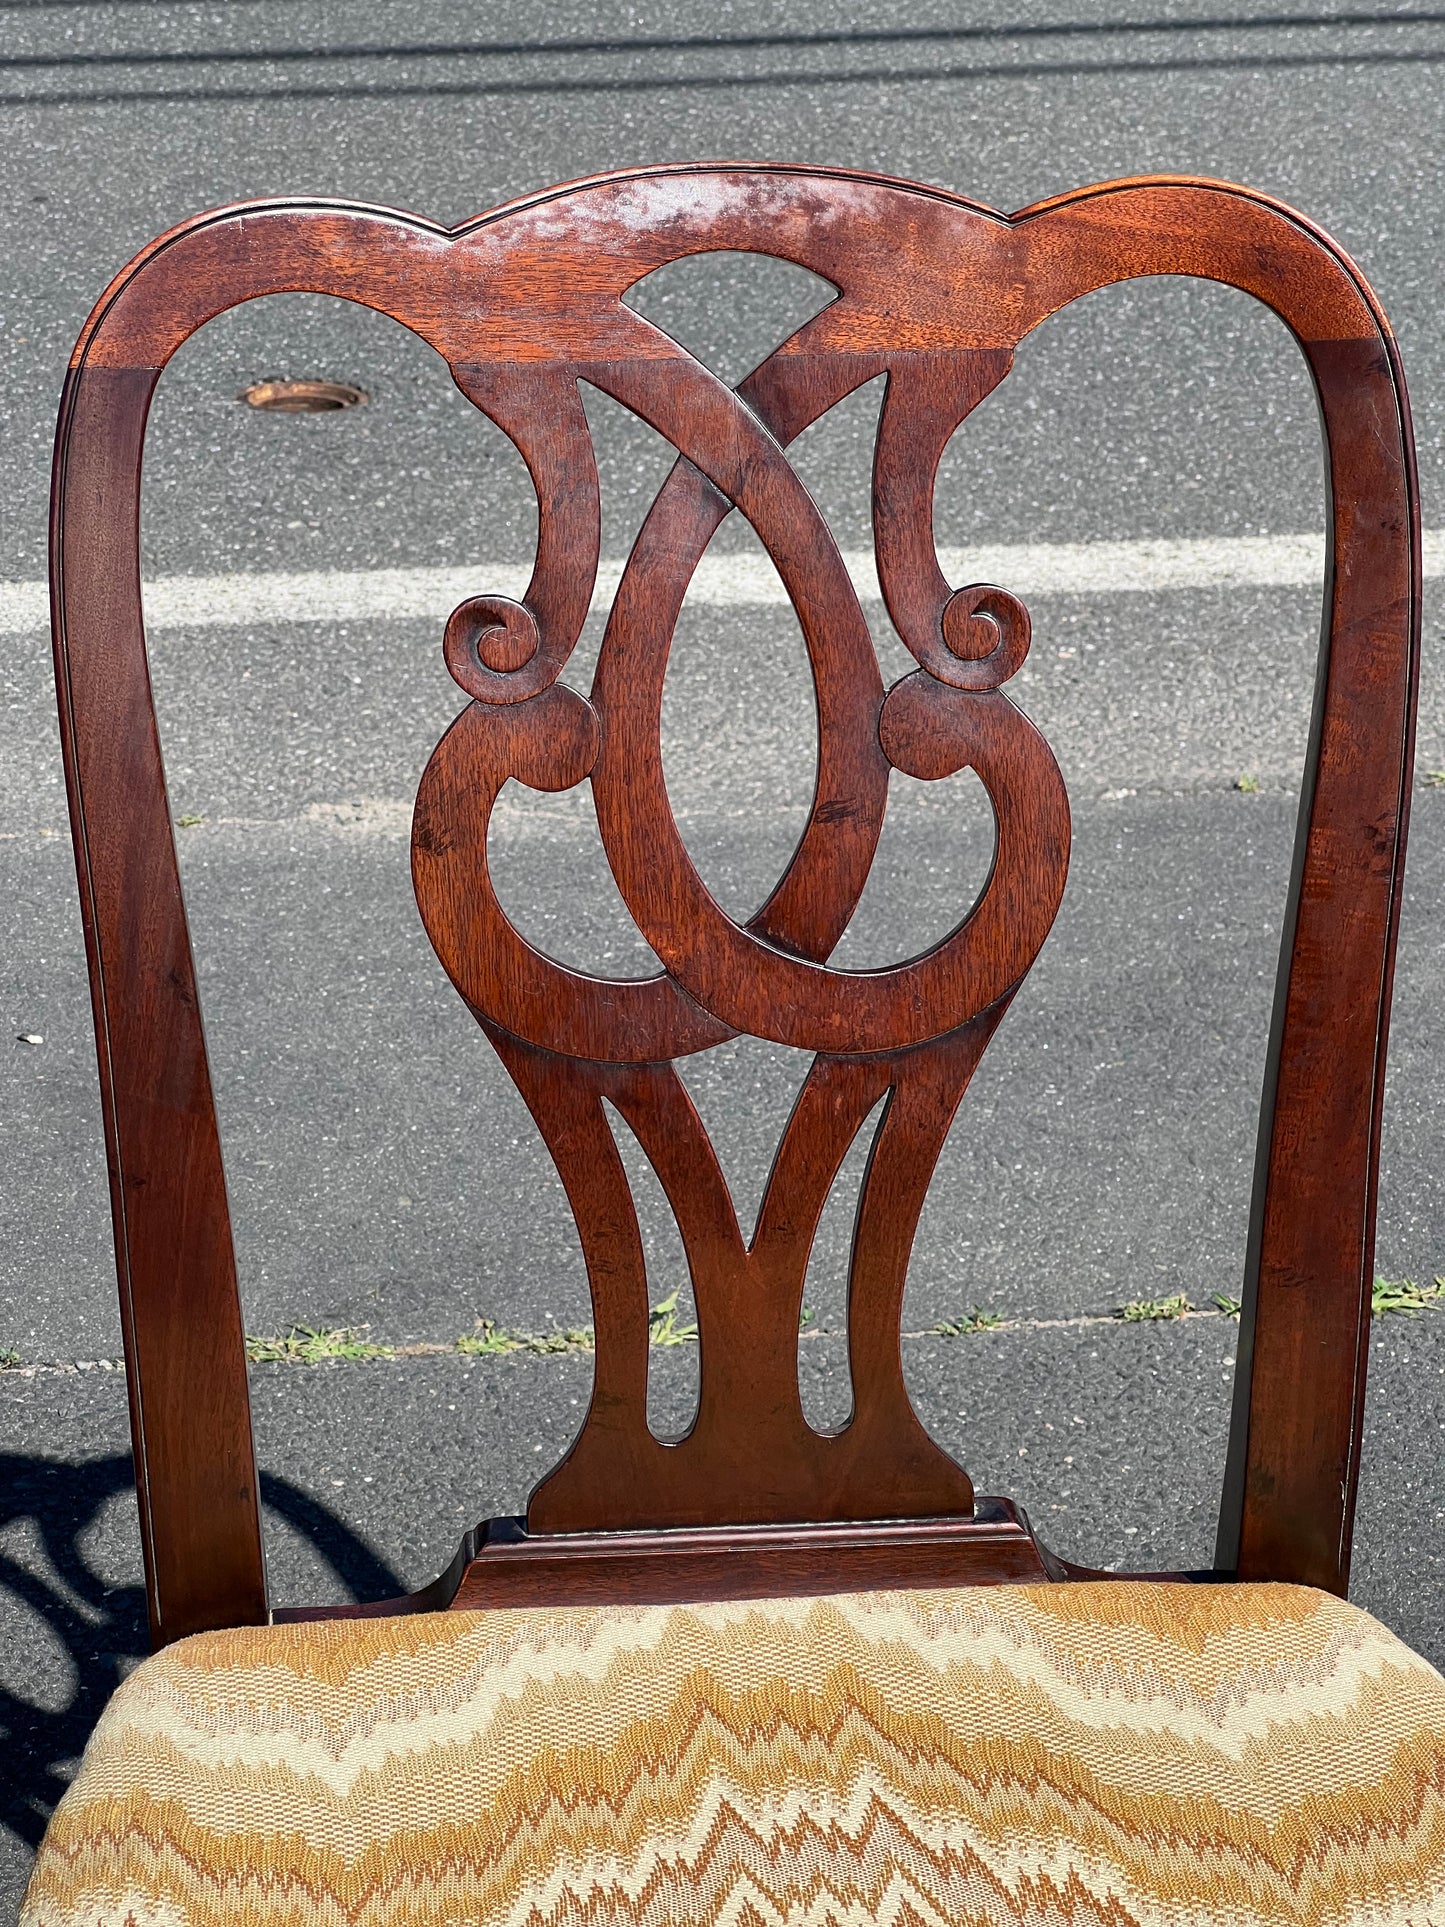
xmin=4 ymin=2 xmax=1445 ymax=1912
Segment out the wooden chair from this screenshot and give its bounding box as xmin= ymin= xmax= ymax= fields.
xmin=24 ymin=166 xmax=1445 ymax=1927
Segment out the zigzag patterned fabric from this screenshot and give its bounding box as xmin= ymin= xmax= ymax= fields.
xmin=21 ymin=1580 xmax=1445 ymax=1927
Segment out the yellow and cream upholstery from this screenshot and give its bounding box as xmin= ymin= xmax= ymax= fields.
xmin=22 ymin=1580 xmax=1445 ymax=1927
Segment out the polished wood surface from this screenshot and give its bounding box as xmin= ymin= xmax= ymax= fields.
xmin=50 ymin=166 xmax=1418 ymax=1646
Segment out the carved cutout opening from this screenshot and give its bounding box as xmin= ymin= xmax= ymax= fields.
xmin=797 ymin=1089 xmax=888 ymax=1434
xmin=659 ymin=557 xmax=818 ymax=927
xmin=673 ymin=1039 xmax=815 ymax=1252
xmin=934 ymin=277 xmax=1321 ymax=555
xmin=601 ymin=1101 xmax=702 ymax=1446
xmin=911 ymin=275 xmax=1319 ymax=1347
xmin=145 ymin=291 xmax=539 ymax=579
xmin=486 ymin=778 xmax=660 ymax=981
xmin=831 ymin=767 xmax=998 ymax=970
xmin=141 ymin=294 xmax=555 ymax=1361
xmin=574 ymin=380 xmax=686 ymax=583
xmin=623 ymin=249 xmax=837 ymax=388
xmin=786 ymin=375 xmax=902 ymax=663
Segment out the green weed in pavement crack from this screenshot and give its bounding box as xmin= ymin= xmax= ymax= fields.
xmin=646 ymin=1292 xmax=698 ymax=1346
xmin=1372 ymin=1275 xmax=1445 ymax=1318
xmin=932 ymin=1308 xmax=1004 ymax=1335
xmin=455 ymin=1320 xmax=521 ymax=1356
xmin=526 ymin=1328 xmax=596 ymax=1354
xmin=1117 ymin=1293 xmax=1192 ymax=1322
xmin=245 ymin=1325 xmax=395 ymax=1364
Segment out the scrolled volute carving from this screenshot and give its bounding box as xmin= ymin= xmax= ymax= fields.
xmin=443 ymin=594 xmax=541 ymax=697
xmin=939 ymin=583 xmax=1033 ymax=689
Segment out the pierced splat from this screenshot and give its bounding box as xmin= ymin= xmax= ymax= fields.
xmin=52 ymin=166 xmax=1419 ymax=1643
xmin=412 ymin=280 xmax=1069 ymax=1531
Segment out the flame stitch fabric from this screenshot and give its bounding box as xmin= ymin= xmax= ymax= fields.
xmin=21 ymin=1581 xmax=1445 ymax=1927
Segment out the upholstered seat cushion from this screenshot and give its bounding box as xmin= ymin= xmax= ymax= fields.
xmin=21 ymin=1580 xmax=1445 ymax=1927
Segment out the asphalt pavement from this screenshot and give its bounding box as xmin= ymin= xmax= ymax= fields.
xmin=4 ymin=2 xmax=1445 ymax=1913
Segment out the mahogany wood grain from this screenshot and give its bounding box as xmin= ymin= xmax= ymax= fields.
xmin=50 ymin=166 xmax=1417 ymax=1646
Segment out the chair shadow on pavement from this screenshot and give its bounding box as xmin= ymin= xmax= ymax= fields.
xmin=1 ymin=1454 xmax=405 ymax=1856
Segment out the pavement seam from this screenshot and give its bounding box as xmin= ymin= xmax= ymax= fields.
xmin=0 ymin=1308 xmax=1238 ymax=1379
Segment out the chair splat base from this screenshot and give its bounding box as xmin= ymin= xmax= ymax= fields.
xmin=274 ymin=1501 xmax=1113 ymax=1622
xmin=454 ymin=1504 xmax=1059 ymax=1608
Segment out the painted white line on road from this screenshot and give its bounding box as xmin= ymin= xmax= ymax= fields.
xmin=3 ymin=531 xmax=1440 ymax=634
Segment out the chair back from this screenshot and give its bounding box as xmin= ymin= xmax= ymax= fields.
xmin=51 ymin=166 xmax=1418 ymax=1646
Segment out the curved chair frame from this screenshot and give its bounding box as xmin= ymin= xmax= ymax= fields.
xmin=50 ymin=165 xmax=1418 ymax=1649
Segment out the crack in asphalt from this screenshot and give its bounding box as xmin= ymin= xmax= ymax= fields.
xmin=0 ymin=1307 xmax=1240 ymax=1378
